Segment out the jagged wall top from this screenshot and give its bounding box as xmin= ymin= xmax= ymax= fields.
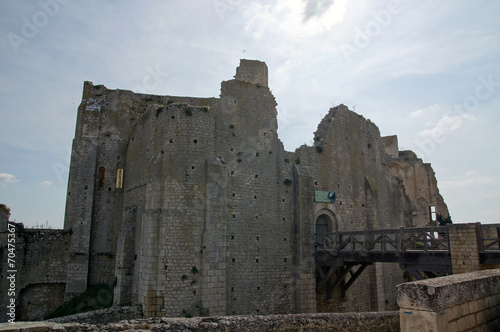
xmin=382 ymin=135 xmax=399 ymax=159
xmin=234 ymin=59 xmax=268 ymax=87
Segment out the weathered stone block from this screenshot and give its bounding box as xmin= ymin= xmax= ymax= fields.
xmin=398 ymin=269 xmax=500 ymax=331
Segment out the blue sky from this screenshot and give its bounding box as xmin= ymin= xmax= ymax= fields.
xmin=0 ymin=0 xmax=499 ymax=228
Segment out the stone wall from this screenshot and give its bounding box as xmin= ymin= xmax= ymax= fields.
xmin=47 ymin=305 xmax=143 ymax=324
xmin=18 ymin=227 xmax=70 ymax=320
xmin=129 ymin=100 xmax=217 ymax=317
xmin=7 ymin=59 xmax=452 ymax=320
xmin=387 ymin=150 xmax=449 ymax=228
xmin=299 ymin=106 xmax=407 ymax=312
xmin=17 ymin=284 xmax=66 ymax=322
xmin=1 ymin=311 xmax=399 ymax=331
xmin=113 ymin=60 xmax=298 ymax=317
xmin=449 ymin=223 xmax=481 ymax=274
xmin=0 ymin=204 xmax=12 ymax=323
xmin=448 ymin=223 xmax=500 ymax=274
xmin=0 ymin=218 xmax=71 ymax=322
xmin=397 ymin=269 xmax=500 ymax=331
xmin=63 ymin=82 xmax=152 ymax=299
xmin=216 ymin=68 xmax=295 ymax=316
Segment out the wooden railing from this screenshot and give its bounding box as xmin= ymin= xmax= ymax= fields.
xmin=478 ymin=224 xmax=500 ymax=253
xmin=316 ymin=226 xmax=450 ymax=254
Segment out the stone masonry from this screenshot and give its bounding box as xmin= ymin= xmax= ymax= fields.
xmin=449 ymin=223 xmax=482 ymax=274
xmin=386 ymin=140 xmax=450 ymax=228
xmin=0 ymin=312 xmax=400 ymax=331
xmin=0 ymin=60 xmax=450 ymax=321
xmin=398 ymin=269 xmax=500 ymax=331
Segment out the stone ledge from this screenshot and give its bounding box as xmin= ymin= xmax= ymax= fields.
xmin=0 ymin=312 xmax=399 ymax=332
xmin=397 ymin=268 xmax=500 ymax=311
xmin=46 ymin=305 xmax=143 ymax=324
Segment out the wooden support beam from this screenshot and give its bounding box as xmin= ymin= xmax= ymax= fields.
xmin=408 ymin=270 xmax=424 ymax=280
xmin=342 ymin=264 xmax=370 ymax=297
xmin=317 ymin=265 xmax=338 ymax=291
xmin=423 ymin=271 xmax=437 ymax=278
xmin=330 ymin=263 xmax=355 ymax=291
xmin=316 ymin=265 xmax=325 ymax=279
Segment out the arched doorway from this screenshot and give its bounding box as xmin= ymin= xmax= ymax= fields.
xmin=314 ymin=210 xmax=340 ymax=305
xmin=315 ymin=214 xmax=333 ymax=245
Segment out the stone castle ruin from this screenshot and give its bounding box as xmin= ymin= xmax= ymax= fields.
xmin=0 ymin=59 xmax=449 ymax=321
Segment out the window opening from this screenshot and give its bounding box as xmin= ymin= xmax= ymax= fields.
xmin=116 ymin=168 xmax=123 ymax=188
xmin=429 ymin=205 xmax=437 ymax=223
xmin=98 ymin=167 xmax=105 ymax=188
xmin=315 ymin=214 xmax=331 ymax=245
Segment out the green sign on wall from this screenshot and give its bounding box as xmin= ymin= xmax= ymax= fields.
xmin=315 ymin=191 xmax=336 ymax=203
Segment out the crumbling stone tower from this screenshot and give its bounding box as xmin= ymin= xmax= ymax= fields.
xmin=58 ymin=59 xmax=449 ymax=318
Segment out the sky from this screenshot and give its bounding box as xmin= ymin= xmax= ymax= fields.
xmin=0 ymin=0 xmax=499 ymax=228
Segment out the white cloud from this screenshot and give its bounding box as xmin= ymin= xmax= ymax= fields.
xmin=410 ymin=104 xmax=444 ymax=118
xmin=410 ymin=109 xmax=424 ymax=118
xmin=441 ymin=177 xmax=492 ymax=189
xmin=416 ymin=113 xmax=475 ymax=139
xmin=244 ymin=0 xmax=348 ymax=39
xmin=277 ymin=105 xmax=296 ymax=127
xmin=484 ymin=210 xmax=500 ymax=217
xmin=0 ymin=173 xmax=19 ymax=184
xmin=40 ymin=181 xmax=53 ymax=188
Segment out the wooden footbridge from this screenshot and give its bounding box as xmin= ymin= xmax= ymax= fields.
xmin=315 ymin=223 xmax=500 ymax=297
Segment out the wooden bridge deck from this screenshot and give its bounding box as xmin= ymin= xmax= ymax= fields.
xmin=314 ymin=223 xmax=500 ymax=298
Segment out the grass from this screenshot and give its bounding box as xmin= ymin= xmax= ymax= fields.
xmin=156 ymin=106 xmax=164 ymax=117
xmin=46 ymin=284 xmax=113 ymax=319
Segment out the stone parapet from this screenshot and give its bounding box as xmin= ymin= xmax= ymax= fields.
xmin=397 ymin=269 xmax=500 ymax=331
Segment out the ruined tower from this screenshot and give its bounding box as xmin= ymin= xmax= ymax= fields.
xmin=5 ymin=60 xmax=449 ymax=320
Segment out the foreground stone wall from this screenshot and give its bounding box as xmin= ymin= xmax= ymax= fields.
xmin=397 ymin=269 xmax=500 ymax=331
xmin=47 ymin=305 xmax=143 ymax=324
xmin=1 ymin=312 xmax=399 ymax=331
xmin=0 ymin=219 xmax=70 ymax=322
xmin=0 ymin=204 xmax=12 ymax=323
